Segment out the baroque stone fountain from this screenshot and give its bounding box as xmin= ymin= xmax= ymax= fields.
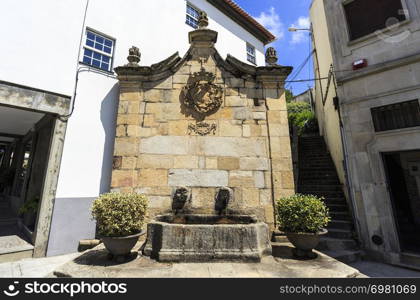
xmin=111 ymin=12 xmax=294 ymax=262
xmin=143 ymin=187 xmax=271 ymax=262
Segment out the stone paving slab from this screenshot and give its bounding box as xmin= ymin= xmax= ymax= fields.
xmin=0 ymin=253 xmax=80 ymax=278
xmin=0 ymin=235 xmax=33 ymax=255
xmin=349 ymin=261 xmax=420 ymax=278
xmin=52 ymin=242 xmax=364 ymax=278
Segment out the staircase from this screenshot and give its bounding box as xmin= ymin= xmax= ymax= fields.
xmin=297 ymin=134 xmax=361 ymax=263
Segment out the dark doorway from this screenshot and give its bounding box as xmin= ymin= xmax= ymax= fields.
xmin=383 ymin=151 xmax=420 ymax=254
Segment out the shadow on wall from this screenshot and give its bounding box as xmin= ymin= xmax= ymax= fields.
xmin=99 ymin=83 xmax=119 ymax=195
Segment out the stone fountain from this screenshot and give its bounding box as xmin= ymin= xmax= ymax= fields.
xmin=143 ymin=187 xmax=271 ymax=262
xmin=111 ymin=12 xmax=294 ymax=262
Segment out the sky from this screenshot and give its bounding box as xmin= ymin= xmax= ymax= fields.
xmin=235 ymin=0 xmax=313 ymax=96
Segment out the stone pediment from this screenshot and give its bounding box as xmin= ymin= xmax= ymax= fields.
xmin=115 ymin=48 xmax=292 ymax=84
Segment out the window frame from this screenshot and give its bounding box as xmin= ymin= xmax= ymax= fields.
xmin=246 ymin=43 xmax=256 ymax=65
xmin=186 ymin=2 xmax=201 ymax=29
xmin=80 ymin=27 xmax=116 ymax=73
xmin=371 ymin=99 xmax=420 ymax=132
xmin=341 ymin=0 xmax=411 ymax=45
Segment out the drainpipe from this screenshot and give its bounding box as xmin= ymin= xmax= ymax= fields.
xmin=332 ymin=68 xmax=363 ymax=246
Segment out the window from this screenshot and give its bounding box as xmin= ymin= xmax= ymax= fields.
xmin=82 ymin=29 xmax=115 ymax=72
xmin=246 ymin=43 xmax=256 ymax=65
xmin=371 ymin=100 xmax=420 ymax=132
xmin=186 ymin=3 xmax=200 ymax=29
xmin=344 ymin=0 xmax=407 ymax=41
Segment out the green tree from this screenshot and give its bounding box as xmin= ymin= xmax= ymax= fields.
xmin=285 ymin=89 xmax=294 ymax=103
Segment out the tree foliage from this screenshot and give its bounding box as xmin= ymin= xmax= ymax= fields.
xmin=287 ymin=101 xmax=317 ymax=135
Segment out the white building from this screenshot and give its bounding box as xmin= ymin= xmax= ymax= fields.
xmin=0 ymin=0 xmax=275 ymax=259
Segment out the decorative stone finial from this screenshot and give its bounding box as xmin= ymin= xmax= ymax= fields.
xmin=265 ymin=47 xmax=278 ymax=66
xmin=127 ymin=46 xmax=141 ymax=66
xmin=198 ymin=11 xmax=209 ymax=28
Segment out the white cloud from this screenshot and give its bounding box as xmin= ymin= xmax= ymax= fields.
xmin=254 ymin=7 xmax=284 ymax=40
xmin=290 ymin=16 xmax=310 ymax=44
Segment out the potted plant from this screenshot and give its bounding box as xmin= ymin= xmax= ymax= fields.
xmin=91 ymin=192 xmax=148 ymax=262
xmin=19 ymin=197 xmax=40 ymax=228
xmin=276 ymin=194 xmax=330 ymax=259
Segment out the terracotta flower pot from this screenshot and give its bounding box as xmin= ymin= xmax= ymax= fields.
xmin=286 ymin=229 xmax=328 ymax=259
xmin=101 ymin=231 xmax=145 ymax=262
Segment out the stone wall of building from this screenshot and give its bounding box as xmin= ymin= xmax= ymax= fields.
xmin=110 ymin=21 xmax=293 ymax=229
xmin=322 ymin=0 xmax=420 ymax=265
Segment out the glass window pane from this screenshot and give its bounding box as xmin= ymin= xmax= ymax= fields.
xmin=102 ymin=56 xmax=110 ymax=63
xmin=101 ymin=63 xmax=110 ymax=71
xmin=84 ymin=49 xmax=93 ymax=57
xmin=94 ymin=43 xmax=103 ymax=51
xmin=83 ymin=56 xmax=91 ymax=64
xmin=92 ymin=59 xmax=101 ymax=67
xmin=104 ymin=39 xmax=113 ymax=47
xmin=86 ymin=39 xmax=94 ymax=47
xmin=95 ymin=36 xmax=104 ymax=44
xmin=87 ymin=31 xmax=95 ymax=40
xmin=93 ymin=52 xmax=101 ymax=60
xmin=104 ymin=46 xmax=112 ymax=54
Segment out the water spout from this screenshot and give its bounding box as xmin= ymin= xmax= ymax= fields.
xmin=215 ymin=187 xmax=233 ymax=215
xmin=172 ymin=187 xmax=190 ymax=215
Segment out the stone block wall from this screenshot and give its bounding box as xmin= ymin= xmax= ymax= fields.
xmin=111 ymin=27 xmax=293 ymax=229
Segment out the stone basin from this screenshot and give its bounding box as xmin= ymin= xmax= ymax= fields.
xmin=142 ymin=214 xmax=272 ymax=262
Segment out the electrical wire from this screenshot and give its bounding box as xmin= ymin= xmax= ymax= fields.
xmin=58 ymin=0 xmax=90 ymax=122
xmin=285 ymin=49 xmax=316 ymax=89
xmin=285 ymin=77 xmax=329 ymax=83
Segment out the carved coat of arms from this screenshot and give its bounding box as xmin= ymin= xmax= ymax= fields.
xmin=181 ymin=69 xmax=223 ymax=120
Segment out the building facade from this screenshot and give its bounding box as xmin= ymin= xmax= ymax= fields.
xmin=310 ymin=0 xmax=346 ymax=187
xmin=314 ymin=0 xmax=420 ymax=268
xmin=0 ymin=0 xmax=276 ymax=258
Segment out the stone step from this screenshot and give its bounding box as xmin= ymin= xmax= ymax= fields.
xmin=299 ymin=146 xmax=327 ymax=150
xmin=317 ymin=237 xmax=359 ymax=251
xmin=328 ymin=220 xmax=353 ymax=230
xmin=300 ymin=141 xmax=325 ymax=145
xmin=299 ymin=170 xmax=338 ymax=175
xmin=321 ymin=250 xmax=362 ymax=264
xmin=271 ymin=231 xmax=288 ymax=243
xmin=300 ymin=165 xmax=336 ymax=170
xmin=300 ymin=179 xmax=341 ymax=185
xmin=0 ymin=203 xmax=10 ymax=209
xmin=330 ymin=211 xmax=352 ymax=221
xmin=299 ymin=161 xmax=335 ymax=168
xmin=327 ymin=229 xmax=353 ymax=239
xmin=326 ymin=204 xmax=348 ymax=212
xmin=302 ymin=191 xmax=345 ymax=198
xmin=299 ymin=168 xmax=337 ymax=172
xmin=301 ymin=156 xmax=331 ymax=161
xmin=299 ymin=156 xmax=334 ymax=161
xmin=324 ymin=198 xmax=348 ymax=205
xmin=300 ymin=161 xmax=335 ymax=166
xmin=299 ymin=149 xmax=328 ymax=153
xmin=0 ymin=218 xmax=18 ymax=226
xmin=299 ymin=185 xmax=343 ymax=192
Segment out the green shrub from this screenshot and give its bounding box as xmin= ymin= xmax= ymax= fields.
xmin=287 ymin=102 xmax=317 ymax=135
xmin=275 ymin=194 xmax=330 ymax=233
xmin=18 ymin=197 xmax=40 ymax=215
xmin=91 ymin=192 xmax=148 ymax=237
